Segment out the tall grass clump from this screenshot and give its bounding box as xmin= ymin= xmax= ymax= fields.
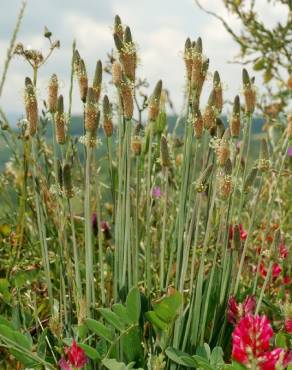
xmin=0 ymin=14 xmax=291 ymax=370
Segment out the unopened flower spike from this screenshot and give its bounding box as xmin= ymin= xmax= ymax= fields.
xmin=213 ymin=71 xmax=223 ymax=113
xmin=124 ymin=26 xmax=132 ymax=43
xmin=196 ymin=164 xmax=213 ymax=192
xmin=243 ymin=166 xmax=258 ymax=193
xmin=230 ymin=95 xmax=241 ymax=138
xmin=93 ymin=60 xmax=102 ymax=102
xmin=114 ymin=15 xmax=123 ymax=39
xmin=148 ymin=80 xmax=163 ymax=122
xmin=63 ymin=162 xmax=74 ymax=198
xmin=160 ymin=135 xmax=171 ymax=167
xmin=103 ymin=95 xmax=113 ymax=137
xmin=55 ymin=95 xmax=66 ymax=144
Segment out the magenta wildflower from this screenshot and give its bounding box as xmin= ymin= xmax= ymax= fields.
xmin=59 ymin=340 xmax=88 ymax=369
xmin=227 ymin=295 xmax=256 ymax=325
xmin=152 ymin=186 xmax=162 ymax=198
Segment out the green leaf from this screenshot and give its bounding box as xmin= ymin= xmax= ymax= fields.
xmin=146 ymin=311 xmax=168 ymax=331
xmin=192 ymin=355 xmax=214 ymax=370
xmin=0 ymin=315 xmax=14 ymax=329
xmin=196 ymin=344 xmax=210 ymax=360
xmin=122 ymin=326 xmax=144 ymax=366
xmin=37 ymin=329 xmax=48 ymax=358
xmin=0 ymin=325 xmax=36 ymax=367
xmin=102 ymin=358 xmax=144 ymax=370
xmin=165 ymin=347 xmax=197 ymax=367
xmin=112 ymin=303 xmax=131 ymax=325
xmin=0 ymin=278 xmax=11 ymax=302
xmin=275 ymin=332 xmax=287 ymax=349
xmin=253 ymin=58 xmax=265 ymax=71
xmin=152 ymin=292 xmax=182 ymax=323
xmin=13 ymin=269 xmax=39 ymax=288
xmin=98 ymin=308 xmax=125 ymax=331
xmin=126 ymin=287 xmax=141 ymax=324
xmin=78 ymin=343 xmax=101 ymax=360
xmin=229 ymin=361 xmax=247 ymax=370
xmin=210 ymin=347 xmax=224 ymax=368
xmin=85 ymin=318 xmax=114 ymax=342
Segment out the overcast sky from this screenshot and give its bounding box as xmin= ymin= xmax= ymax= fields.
xmin=0 ymin=0 xmax=287 ymax=118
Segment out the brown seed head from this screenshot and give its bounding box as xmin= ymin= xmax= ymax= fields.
xmin=24 ymin=77 xmax=38 ymax=136
xmin=203 ymin=90 xmax=217 ymax=129
xmin=85 ymin=88 xmax=98 ymax=131
xmin=218 ymin=174 xmax=232 ymax=199
xmin=216 ymin=141 xmax=230 ymax=166
xmin=287 ymin=114 xmax=292 ymax=139
xmin=103 ymin=95 xmax=113 ymax=137
xmin=121 ymin=79 xmax=134 ymax=120
xmin=131 ymin=136 xmax=142 ymax=156
xmin=48 ymin=74 xmax=58 ymax=113
xmin=55 ymin=95 xmax=66 ymax=144
xmin=193 ymin=108 xmax=203 ymax=139
xmin=78 ymin=59 xmax=88 ymax=103
xmin=287 ymin=75 xmax=292 ymax=90
xmin=242 ymin=69 xmax=256 ymax=113
xmin=112 ymin=61 xmax=122 ymax=86
xmin=120 ymin=52 xmax=136 ymax=82
xmin=160 ymin=135 xmax=171 ymax=167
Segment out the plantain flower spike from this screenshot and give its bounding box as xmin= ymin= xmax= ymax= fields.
xmin=24 ymin=77 xmax=38 ymax=136
xmin=103 ymin=95 xmax=113 ymax=137
xmin=48 ymin=74 xmax=58 ymax=113
xmin=55 ymin=95 xmax=66 ymax=144
xmin=242 ymin=69 xmax=256 ymax=113
xmin=93 ymin=60 xmax=102 ymax=102
xmin=213 ymin=71 xmax=223 ymax=113
xmin=148 ymin=80 xmax=163 ymax=122
xmin=230 ymin=95 xmax=241 ymax=138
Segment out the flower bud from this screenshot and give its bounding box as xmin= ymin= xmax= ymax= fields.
xmin=55 ymin=95 xmax=66 ymax=144
xmin=76 ymin=57 xmax=88 ymax=103
xmin=213 ymin=71 xmax=223 ymax=113
xmin=160 ymin=135 xmax=171 ymax=167
xmin=114 ymin=15 xmax=123 ymax=39
xmin=63 ymin=162 xmax=74 ymax=198
xmin=103 ymin=95 xmax=113 ymax=137
xmin=230 ymin=95 xmax=241 ymax=137
xmin=184 ymin=37 xmax=193 ymax=81
xmin=93 ymin=60 xmax=102 ymax=102
xmin=242 ymin=69 xmax=256 ymax=113
xmin=148 ymin=80 xmax=163 ymax=121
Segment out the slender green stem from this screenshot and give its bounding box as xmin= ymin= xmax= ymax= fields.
xmin=84 ymin=145 xmax=93 ymax=316
xmin=160 ymin=167 xmax=169 ymax=291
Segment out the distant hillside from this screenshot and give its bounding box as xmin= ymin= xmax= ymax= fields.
xmin=0 ymin=115 xmax=264 ymax=171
